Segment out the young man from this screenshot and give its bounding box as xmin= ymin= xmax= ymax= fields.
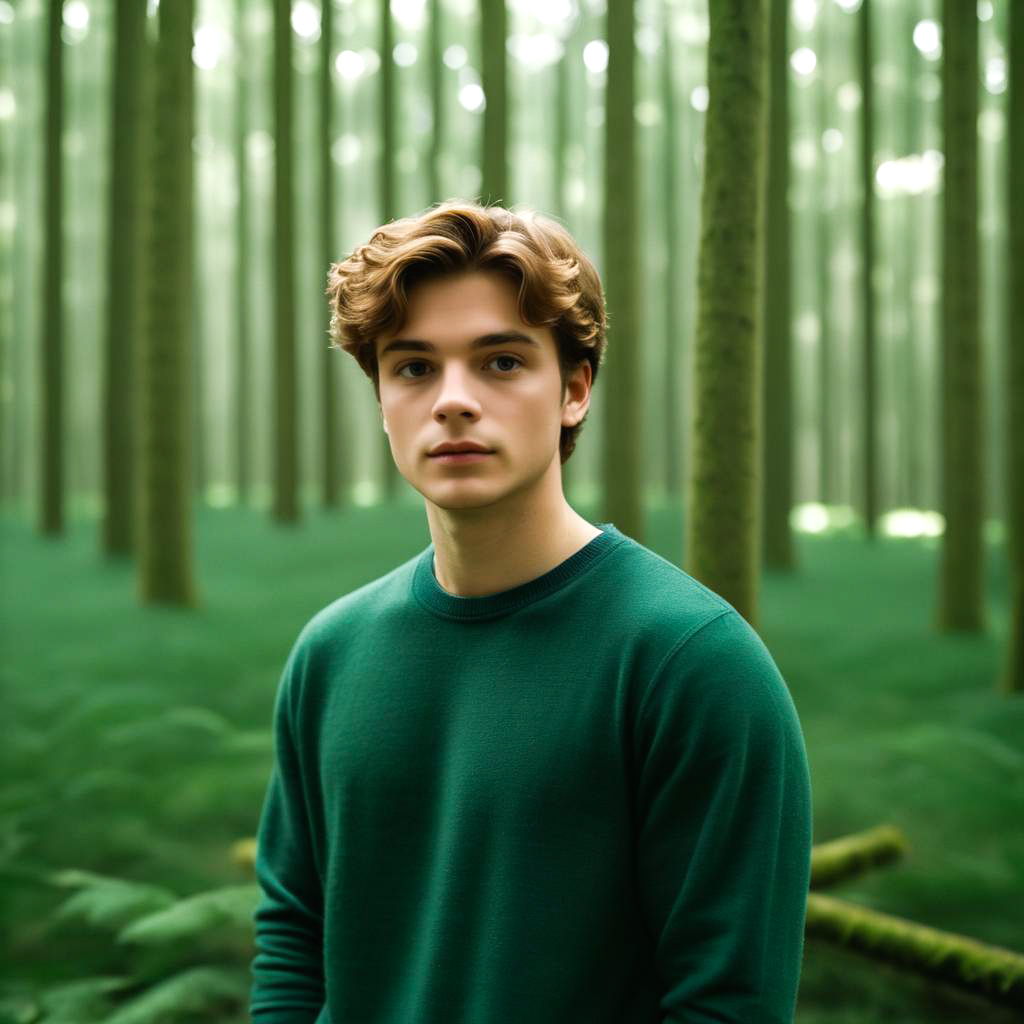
xmin=250 ymin=201 xmax=813 ymax=1024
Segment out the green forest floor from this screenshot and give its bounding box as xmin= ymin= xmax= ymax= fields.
xmin=1 ymin=498 xmax=1021 ymax=1023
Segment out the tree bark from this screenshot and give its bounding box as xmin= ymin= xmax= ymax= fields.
xmin=39 ymin=0 xmax=64 ymax=536
xmin=138 ymin=0 xmax=197 ymax=605
xmin=685 ymin=0 xmax=768 ymax=628
xmin=272 ymin=0 xmax=299 ymax=523
xmin=1002 ymin=0 xmax=1023 ymax=693
xmin=103 ymin=0 xmax=147 ymax=556
xmin=938 ymin=0 xmax=983 ymax=632
xmin=600 ymin=0 xmax=643 ymax=543
xmin=762 ymin=0 xmax=793 ymax=570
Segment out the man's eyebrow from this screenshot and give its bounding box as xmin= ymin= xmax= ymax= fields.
xmin=379 ymin=331 xmax=541 ymax=359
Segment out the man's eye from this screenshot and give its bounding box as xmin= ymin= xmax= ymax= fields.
xmin=395 ymin=355 xmax=524 ymax=379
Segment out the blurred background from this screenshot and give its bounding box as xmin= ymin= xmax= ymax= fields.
xmin=1 ymin=0 xmax=1022 ymax=1021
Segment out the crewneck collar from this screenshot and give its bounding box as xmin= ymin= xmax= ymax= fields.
xmin=412 ymin=522 xmax=626 ymax=621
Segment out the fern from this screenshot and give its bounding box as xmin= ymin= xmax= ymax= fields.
xmin=118 ymin=885 xmax=260 ymax=946
xmin=28 ymin=976 xmax=134 ymax=1024
xmin=49 ymin=870 xmax=177 ymax=931
xmin=100 ymin=967 xmax=248 ymax=1024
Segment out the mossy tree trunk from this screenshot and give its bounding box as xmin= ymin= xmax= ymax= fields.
xmin=858 ymin=0 xmax=878 ymax=539
xmin=102 ymin=0 xmax=146 ymax=556
xmin=138 ymin=0 xmax=196 ymax=606
xmin=938 ymin=0 xmax=983 ymax=632
xmin=553 ymin=16 xmax=576 ymax=499
xmin=39 ymin=0 xmax=64 ymax=536
xmin=480 ymin=0 xmax=508 ymax=204
xmin=378 ymin=0 xmax=401 ymax=501
xmin=428 ymin=0 xmax=443 ymax=205
xmin=1001 ymin=0 xmax=1023 ymax=694
xmin=815 ymin=1 xmax=835 ymax=506
xmin=762 ymin=0 xmax=793 ymax=570
xmin=272 ymin=0 xmax=299 ymax=523
xmin=685 ymin=0 xmax=768 ymax=629
xmin=601 ymin=0 xmax=643 ymax=543
xmin=319 ymin=0 xmax=341 ymax=509
xmin=660 ymin=3 xmax=684 ymax=501
xmin=235 ymin=0 xmax=251 ymax=505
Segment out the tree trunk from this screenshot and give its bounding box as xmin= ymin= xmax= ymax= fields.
xmin=762 ymin=0 xmax=793 ymax=570
xmin=102 ymin=0 xmax=147 ymax=556
xmin=815 ymin=1 xmax=835 ymax=507
xmin=428 ymin=0 xmax=443 ymax=205
xmin=858 ymin=0 xmax=878 ymax=539
xmin=685 ymin=0 xmax=768 ymax=628
xmin=480 ymin=0 xmax=508 ymax=204
xmin=378 ymin=0 xmax=401 ymax=502
xmin=320 ymin=0 xmax=340 ymax=508
xmin=272 ymin=0 xmax=299 ymax=523
xmin=39 ymin=0 xmax=64 ymax=536
xmin=235 ymin=0 xmax=251 ymax=505
xmin=660 ymin=3 xmax=684 ymax=502
xmin=138 ymin=0 xmax=196 ymax=606
xmin=601 ymin=0 xmax=643 ymax=543
xmin=938 ymin=0 xmax=983 ymax=632
xmin=1001 ymin=0 xmax=1023 ymax=693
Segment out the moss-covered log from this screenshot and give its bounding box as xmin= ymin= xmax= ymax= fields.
xmin=806 ymin=891 xmax=1024 ymax=1010
xmin=810 ymin=824 xmax=909 ymax=889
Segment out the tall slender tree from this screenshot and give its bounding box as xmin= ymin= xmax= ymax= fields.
xmin=102 ymin=0 xmax=147 ymax=556
xmin=273 ymin=0 xmax=299 ymax=522
xmin=378 ymin=0 xmax=402 ymax=501
xmin=235 ymin=0 xmax=251 ymax=504
xmin=601 ymin=0 xmax=643 ymax=542
xmin=660 ymin=1 xmax=684 ymax=500
xmin=552 ymin=13 xmax=577 ymax=500
xmin=761 ymin=0 xmax=793 ymax=569
xmin=685 ymin=0 xmax=768 ymax=629
xmin=39 ymin=0 xmax=64 ymax=536
xmin=138 ymin=0 xmax=196 ymax=605
xmin=428 ymin=0 xmax=444 ymax=204
xmin=480 ymin=0 xmax=508 ymax=204
xmin=320 ymin=0 xmax=342 ymax=508
xmin=1000 ymin=0 xmax=1021 ymax=693
xmin=937 ymin=0 xmax=983 ymax=632
xmin=815 ymin=0 xmax=835 ymax=506
xmin=858 ymin=0 xmax=878 ymax=538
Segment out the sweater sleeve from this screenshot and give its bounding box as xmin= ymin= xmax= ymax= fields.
xmin=250 ymin=651 xmax=327 ymax=1022
xmin=632 ymin=609 xmax=813 ymax=1024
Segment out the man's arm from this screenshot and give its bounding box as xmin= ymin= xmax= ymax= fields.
xmin=632 ymin=608 xmax=813 ymax=1024
xmin=250 ymin=652 xmax=326 ymax=1023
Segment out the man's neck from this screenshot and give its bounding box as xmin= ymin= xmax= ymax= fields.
xmin=428 ymin=502 xmax=602 ymax=598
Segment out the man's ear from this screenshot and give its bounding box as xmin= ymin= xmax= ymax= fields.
xmin=562 ymin=361 xmax=592 ymax=428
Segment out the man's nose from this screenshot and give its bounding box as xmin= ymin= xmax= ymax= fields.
xmin=432 ymin=365 xmax=481 ymax=417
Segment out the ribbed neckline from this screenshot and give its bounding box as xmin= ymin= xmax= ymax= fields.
xmin=412 ymin=522 xmax=626 ymax=621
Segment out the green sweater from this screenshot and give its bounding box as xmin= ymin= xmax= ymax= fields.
xmin=250 ymin=523 xmax=813 ymax=1023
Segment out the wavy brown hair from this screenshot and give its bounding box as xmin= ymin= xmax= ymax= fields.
xmin=325 ymin=199 xmax=608 ymax=464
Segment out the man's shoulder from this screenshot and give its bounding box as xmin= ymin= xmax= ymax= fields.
xmin=606 ymin=534 xmax=735 ymax=636
xmin=290 ymin=548 xmax=423 ymax=659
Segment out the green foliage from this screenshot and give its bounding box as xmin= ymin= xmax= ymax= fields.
xmin=49 ymin=871 xmax=176 ymax=931
xmin=118 ymin=885 xmax=260 ymax=946
xmin=4 ymin=976 xmax=133 ymax=1024
xmin=101 ymin=967 xmax=248 ymax=1024
xmin=20 ymin=874 xmax=257 ymax=1023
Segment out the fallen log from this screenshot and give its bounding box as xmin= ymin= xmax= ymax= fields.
xmin=810 ymin=824 xmax=909 ymax=889
xmin=805 ymin=891 xmax=1024 ymax=1011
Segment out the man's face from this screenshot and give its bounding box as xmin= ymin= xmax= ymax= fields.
xmin=375 ymin=269 xmax=589 ymax=511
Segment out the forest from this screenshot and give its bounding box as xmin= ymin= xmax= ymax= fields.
xmin=0 ymin=0 xmax=1022 ymax=1021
